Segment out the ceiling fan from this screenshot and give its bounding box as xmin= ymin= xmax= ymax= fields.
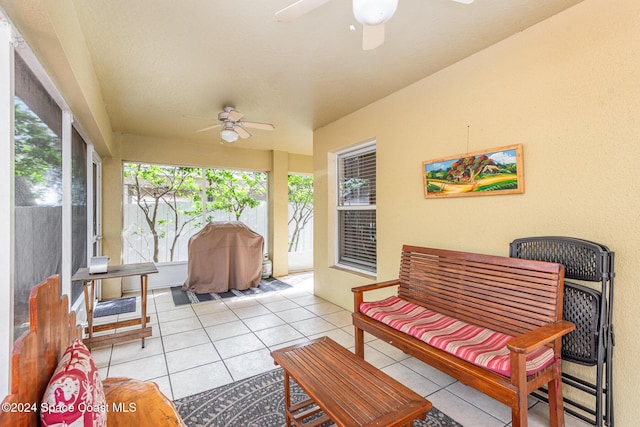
xmin=276 ymin=0 xmax=474 ymax=50
xmin=196 ymin=106 xmax=275 ymax=143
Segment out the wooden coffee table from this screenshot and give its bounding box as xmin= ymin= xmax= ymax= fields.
xmin=271 ymin=336 xmax=432 ymax=427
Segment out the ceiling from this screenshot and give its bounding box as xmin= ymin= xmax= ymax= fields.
xmin=5 ymin=0 xmax=584 ymax=155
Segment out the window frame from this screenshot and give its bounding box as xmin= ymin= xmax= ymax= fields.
xmin=334 ymin=140 xmax=377 ymax=275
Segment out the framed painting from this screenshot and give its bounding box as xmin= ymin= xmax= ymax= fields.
xmin=423 ymin=144 xmax=524 ymax=198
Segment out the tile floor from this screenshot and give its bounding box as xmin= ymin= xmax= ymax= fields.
xmin=90 ymin=272 xmax=591 ymax=427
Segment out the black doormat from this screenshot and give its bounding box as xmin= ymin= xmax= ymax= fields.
xmin=173 ymin=367 xmax=463 ymax=427
xmin=93 ymin=297 xmax=137 ymax=318
xmin=171 ymin=277 xmax=292 ymax=306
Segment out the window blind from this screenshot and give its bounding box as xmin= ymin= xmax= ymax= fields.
xmin=336 ymin=143 xmax=376 ymax=273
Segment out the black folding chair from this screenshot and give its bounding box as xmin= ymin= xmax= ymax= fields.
xmin=510 ymin=236 xmax=614 ymax=427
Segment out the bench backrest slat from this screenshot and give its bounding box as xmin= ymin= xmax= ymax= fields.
xmin=397 ymin=245 xmax=565 ymax=337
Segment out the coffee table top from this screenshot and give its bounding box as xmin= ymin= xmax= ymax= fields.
xmin=271 ymin=336 xmax=432 ymax=427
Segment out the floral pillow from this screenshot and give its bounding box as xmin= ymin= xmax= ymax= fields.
xmin=41 ymin=339 xmax=107 ymax=427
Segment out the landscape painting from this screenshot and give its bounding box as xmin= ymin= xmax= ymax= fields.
xmin=423 ymin=144 xmax=524 ymax=198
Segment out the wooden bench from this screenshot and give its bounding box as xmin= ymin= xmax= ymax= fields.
xmin=0 ymin=275 xmax=185 ymax=426
xmin=352 ymin=245 xmax=576 ymax=427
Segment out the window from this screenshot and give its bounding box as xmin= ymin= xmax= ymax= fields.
xmin=336 ymin=142 xmax=376 ymax=273
xmin=122 ymin=163 xmax=268 ymax=264
xmin=14 ymin=51 xmax=63 ymax=340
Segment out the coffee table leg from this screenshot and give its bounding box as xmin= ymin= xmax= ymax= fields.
xmin=284 ymin=371 xmax=292 ymax=426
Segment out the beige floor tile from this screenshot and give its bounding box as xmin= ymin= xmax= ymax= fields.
xmin=401 ymin=357 xmax=457 ymax=388
xmin=191 ymin=300 xmax=228 ymax=316
xmin=288 ymin=294 xmax=327 ymax=307
xmin=170 ymin=361 xmax=233 ymax=400
xmin=261 ymin=299 xmax=300 ymax=313
xmin=290 ymin=317 xmax=336 ymax=336
xmin=108 ymin=354 xmax=168 ymax=382
xmin=308 ymin=328 xmax=354 ymax=349
xmin=166 ymin=342 xmax=220 ymax=373
xmin=367 ymin=338 xmax=411 ymax=362
xmin=198 ymin=309 xmax=239 ymax=327
xmin=381 ymin=363 xmax=441 ymax=397
xmin=305 ymin=301 xmax=343 ymax=316
xmin=159 ymin=316 xmax=202 ymax=335
xmin=275 ymin=307 xmax=317 ymax=323
xmin=110 ymin=336 xmax=164 ymax=366
xmin=254 ymin=324 xmax=305 ymax=347
xmin=213 ymin=333 xmax=266 ymax=359
xmin=162 ymin=328 xmax=211 ymax=352
xmin=224 ymin=298 xmax=260 ymax=310
xmin=205 ymin=320 xmax=251 ymax=341
xmin=156 ymin=305 xmax=197 ymax=323
xmin=427 ymin=389 xmax=503 ymax=427
xmin=242 ymin=313 xmax=286 ymax=332
xmin=90 ymin=345 xmax=113 ymax=368
xmin=321 ymin=310 xmax=353 ymax=328
xmin=358 ymin=344 xmax=396 ymax=369
xmin=231 ymin=304 xmax=272 ymax=319
xmin=224 ymin=349 xmax=280 ymax=381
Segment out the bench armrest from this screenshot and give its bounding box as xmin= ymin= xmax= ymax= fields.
xmin=352 ymin=279 xmax=400 ymax=294
xmin=352 ymin=280 xmax=400 ymax=312
xmin=506 ymin=320 xmax=576 ymax=354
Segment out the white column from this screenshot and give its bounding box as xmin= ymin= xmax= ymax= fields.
xmin=0 ymin=15 xmax=15 ymax=397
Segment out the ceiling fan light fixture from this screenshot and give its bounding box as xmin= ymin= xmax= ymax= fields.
xmin=352 ymin=0 xmax=398 ymax=26
xmin=220 ymin=128 xmax=239 ymax=142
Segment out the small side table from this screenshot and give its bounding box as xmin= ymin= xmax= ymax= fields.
xmin=72 ymin=262 xmax=158 ymax=349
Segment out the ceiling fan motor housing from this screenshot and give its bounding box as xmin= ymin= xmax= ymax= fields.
xmin=353 ymin=0 xmax=398 ymax=25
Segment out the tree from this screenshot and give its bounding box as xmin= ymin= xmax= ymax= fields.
xmin=446 ymin=155 xmax=495 ymax=183
xmin=288 ymin=175 xmax=313 ymax=252
xmin=205 ymin=169 xmax=266 ymax=220
xmin=14 ymin=99 xmax=62 ymax=205
xmin=124 ymin=164 xmax=202 ymax=262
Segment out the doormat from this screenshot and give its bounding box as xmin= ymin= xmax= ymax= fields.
xmin=93 ymin=297 xmax=137 ymax=318
xmin=171 ymin=278 xmax=292 ymax=306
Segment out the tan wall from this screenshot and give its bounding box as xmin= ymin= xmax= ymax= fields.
xmin=313 ymin=0 xmax=640 ymax=423
xmin=100 ymin=133 xmax=312 ymax=298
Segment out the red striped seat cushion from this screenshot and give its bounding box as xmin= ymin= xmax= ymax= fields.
xmin=359 ymin=296 xmax=556 ymax=377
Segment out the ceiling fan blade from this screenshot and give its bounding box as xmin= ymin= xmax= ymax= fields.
xmin=450 ymin=0 xmax=474 ymax=4
xmin=275 ymin=0 xmax=332 ymax=22
xmin=233 ymin=126 xmax=251 ymax=139
xmin=227 ymin=109 xmax=244 ymax=121
xmin=362 ymin=24 xmax=385 ymax=51
xmin=240 ymin=121 xmax=275 ymax=131
xmin=196 ymin=124 xmax=222 ymax=133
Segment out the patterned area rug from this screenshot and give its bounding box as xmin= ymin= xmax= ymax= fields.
xmin=173 ymin=368 xmax=463 ymax=427
xmin=171 ymin=278 xmax=292 ymax=306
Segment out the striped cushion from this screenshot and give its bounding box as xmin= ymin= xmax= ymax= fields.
xmin=360 ymin=296 xmax=555 ymax=377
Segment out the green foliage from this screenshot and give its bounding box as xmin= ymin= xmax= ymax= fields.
xmin=14 ymin=99 xmax=62 ymax=203
xmin=427 ymin=182 xmax=444 ymax=193
xmin=288 ymin=175 xmax=313 ymax=251
xmin=474 ymin=179 xmax=519 ymax=192
xmin=205 ymin=169 xmax=266 ymax=221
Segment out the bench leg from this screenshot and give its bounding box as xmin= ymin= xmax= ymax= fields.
xmin=354 ymin=326 xmax=365 ymax=358
xmin=512 ymin=397 xmax=528 ymax=427
xmin=547 ymin=376 xmax=565 ymax=427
